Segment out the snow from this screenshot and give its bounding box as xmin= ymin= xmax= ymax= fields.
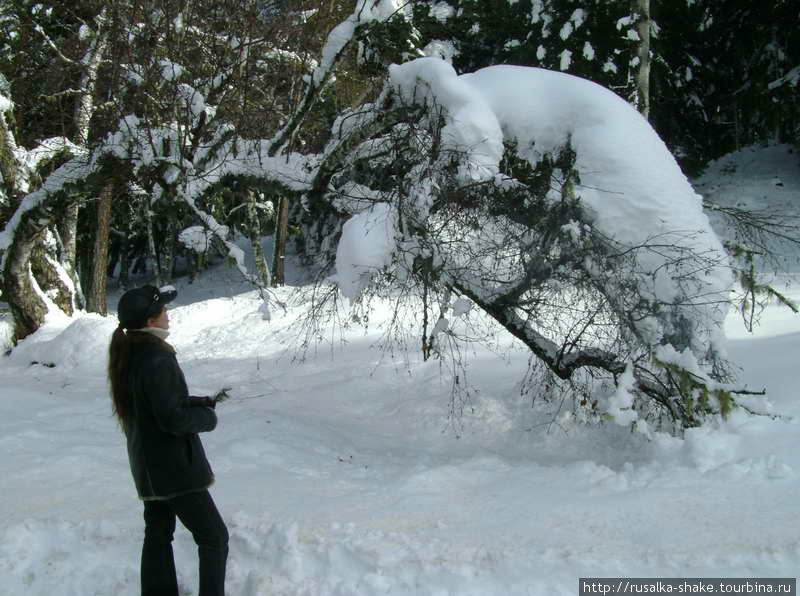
xmin=422 ymin=40 xmax=457 ymax=63
xmin=2 ymin=25 xmax=800 ymax=588
xmin=570 ymin=9 xmax=586 ymax=30
xmin=456 ymin=64 xmax=731 ymax=355
xmin=177 ymin=83 xmax=208 ymax=118
xmin=428 ymin=2 xmax=455 ymax=23
xmin=1 ymin=213 xmax=800 ymax=593
xmin=332 ymin=203 xmax=398 ymax=299
xmin=451 ymin=297 xmax=472 ymax=317
xmin=695 ymin=143 xmax=800 ymax=278
xmin=559 ymin=49 xmax=572 ymax=70
xmin=311 ymin=0 xmax=408 ymax=87
xmin=604 ymin=362 xmax=638 ymax=426
xmin=358 ymin=60 xmax=730 ymax=361
xmin=178 ymin=226 xmax=214 ymax=253
xmin=159 ymin=59 xmax=183 ymax=81
xmin=388 ymin=59 xmax=504 ymax=183
xmin=769 ymin=65 xmax=800 ymax=90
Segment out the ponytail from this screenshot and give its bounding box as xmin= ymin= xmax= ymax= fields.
xmin=108 ymin=325 xmax=132 ymax=432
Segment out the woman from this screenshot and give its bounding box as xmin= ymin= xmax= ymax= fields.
xmin=108 ymin=284 xmax=228 ymax=596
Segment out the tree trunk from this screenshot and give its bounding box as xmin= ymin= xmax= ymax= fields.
xmin=57 ymin=202 xmax=84 ymax=310
xmin=145 ymin=204 xmax=162 ymax=286
xmin=31 ymin=234 xmax=74 ymax=316
xmin=86 ymin=182 xmax=113 ymax=314
xmin=0 ymin=109 xmax=18 ymax=203
xmin=60 ymin=19 xmax=108 ymax=294
xmin=272 ymin=195 xmax=289 ymax=286
xmin=633 ymin=0 xmax=651 ymax=120
xmin=160 ymin=216 xmax=177 ymax=285
xmin=119 ymin=235 xmax=131 ymax=289
xmin=248 ymin=190 xmax=271 ymax=286
xmin=4 ymin=193 xmax=81 ymax=340
xmin=58 ymin=203 xmax=79 ymax=269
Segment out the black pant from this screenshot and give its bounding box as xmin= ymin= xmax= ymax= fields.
xmin=141 ymin=489 xmax=228 ymax=596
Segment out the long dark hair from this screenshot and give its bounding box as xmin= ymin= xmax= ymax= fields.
xmin=108 ymin=325 xmax=133 ymax=432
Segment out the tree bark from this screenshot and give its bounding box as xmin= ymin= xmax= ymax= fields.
xmin=86 ymin=182 xmax=113 ymax=314
xmin=633 ymin=0 xmax=651 ymax=119
xmin=4 ymin=192 xmax=82 ymax=340
xmin=58 ymin=203 xmax=80 ymax=273
xmin=160 ymin=215 xmax=177 ymax=285
xmin=0 ymin=109 xmax=18 ymax=204
xmin=31 ymin=235 xmax=74 ymax=316
xmin=145 ymin=204 xmax=161 ymax=287
xmin=111 ymin=228 xmax=131 ymax=290
xmin=61 ymin=17 xmax=108 ymax=288
xmin=272 ymin=195 xmax=288 ymax=286
xmin=247 ymin=190 xmax=271 ymax=286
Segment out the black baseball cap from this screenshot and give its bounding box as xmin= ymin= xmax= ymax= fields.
xmin=117 ymin=284 xmax=178 ymax=329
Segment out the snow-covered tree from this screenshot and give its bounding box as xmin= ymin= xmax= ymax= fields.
xmin=652 ymin=0 xmax=800 ymax=168
xmin=300 ymin=55 xmax=754 ymax=431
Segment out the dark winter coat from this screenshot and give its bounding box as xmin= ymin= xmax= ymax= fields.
xmin=125 ymin=330 xmax=217 ymax=500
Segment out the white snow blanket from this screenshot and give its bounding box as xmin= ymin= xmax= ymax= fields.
xmin=0 ymin=272 xmax=798 ymax=595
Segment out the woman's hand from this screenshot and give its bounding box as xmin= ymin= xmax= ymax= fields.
xmin=189 ymin=395 xmax=216 ymax=409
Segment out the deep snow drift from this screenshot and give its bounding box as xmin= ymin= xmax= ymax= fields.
xmin=1 ymin=146 xmax=799 ymax=595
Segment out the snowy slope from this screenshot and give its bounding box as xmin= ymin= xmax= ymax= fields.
xmin=1 ymin=146 xmax=799 ymax=595
xmin=696 ymin=143 xmax=800 ymax=275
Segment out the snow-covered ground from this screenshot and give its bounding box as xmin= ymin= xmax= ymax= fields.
xmin=1 ymin=145 xmax=799 ymax=595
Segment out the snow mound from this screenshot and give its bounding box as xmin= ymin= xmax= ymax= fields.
xmin=696 ymin=143 xmax=800 ymax=274
xmin=332 ymin=203 xmax=399 ymax=300
xmin=460 ymin=65 xmax=731 ymax=352
xmin=8 ymin=314 xmax=116 ymax=375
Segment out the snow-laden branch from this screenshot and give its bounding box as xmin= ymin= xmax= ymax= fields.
xmin=0 ymin=151 xmax=94 ymax=264
xmin=768 ymin=65 xmax=800 ymax=91
xmin=267 ymin=0 xmax=411 ymax=156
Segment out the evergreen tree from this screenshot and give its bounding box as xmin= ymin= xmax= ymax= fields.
xmin=412 ymin=1 xmax=641 ymax=105
xmin=653 ymin=0 xmax=800 ymax=170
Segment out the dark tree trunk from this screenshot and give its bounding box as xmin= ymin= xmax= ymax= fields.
xmin=86 ymin=182 xmax=113 ymax=314
xmin=145 ymin=205 xmax=161 ymax=286
xmin=115 ymin=230 xmax=131 ymax=290
xmin=272 ymin=195 xmax=289 ymax=286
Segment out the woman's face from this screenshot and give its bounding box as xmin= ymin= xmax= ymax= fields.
xmin=147 ymin=306 xmax=169 ymax=330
